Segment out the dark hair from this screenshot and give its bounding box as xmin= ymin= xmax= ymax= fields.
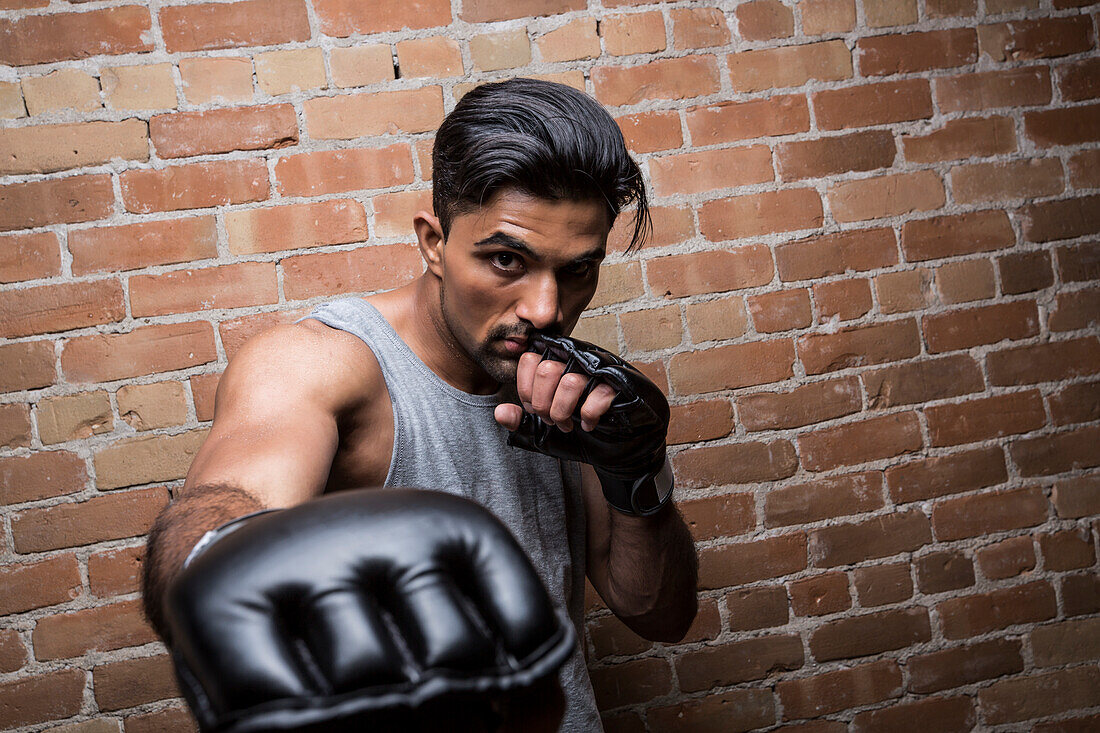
xmin=432 ymin=78 xmax=651 ymax=252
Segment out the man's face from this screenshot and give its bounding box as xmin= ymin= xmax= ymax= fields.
xmin=431 ymin=190 xmax=610 ymax=384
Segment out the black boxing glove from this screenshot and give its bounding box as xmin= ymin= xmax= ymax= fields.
xmin=507 ymin=333 xmax=673 ymax=517
xmin=163 ymin=489 xmax=575 ymax=733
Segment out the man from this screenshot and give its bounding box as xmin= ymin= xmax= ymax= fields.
xmin=143 ymin=78 xmax=698 ymax=731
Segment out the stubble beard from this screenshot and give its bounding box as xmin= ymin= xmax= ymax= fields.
xmin=439 ymin=283 xmax=524 ymax=387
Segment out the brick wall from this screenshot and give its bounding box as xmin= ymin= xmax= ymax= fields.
xmin=0 ymin=0 xmax=1097 ymax=730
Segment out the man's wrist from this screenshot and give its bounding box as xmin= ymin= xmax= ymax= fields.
xmin=598 ymin=454 xmax=674 ymax=517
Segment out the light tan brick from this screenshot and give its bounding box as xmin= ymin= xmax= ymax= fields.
xmin=329 ymin=45 xmax=395 ymax=88
xmin=471 ymin=28 xmax=532 ymax=72
xmin=102 ymin=64 xmax=177 ymax=111
xmin=0 ymin=120 xmax=148 ymax=175
xmin=604 ymin=12 xmax=667 ymax=56
xmin=21 ymin=69 xmax=100 ymax=115
xmin=93 ymin=430 xmax=208 ymax=490
xmin=396 ymin=37 xmax=463 ymax=78
xmin=116 ymin=381 xmax=188 ymax=431
xmin=255 ymin=47 xmax=326 ymax=96
xmin=865 ymin=0 xmax=918 ymax=27
xmin=538 ymin=18 xmax=600 ymax=62
xmin=179 ymin=57 xmax=253 ymax=104
xmin=37 ymin=392 xmax=113 ymax=445
xmin=0 ymin=82 xmax=25 ymax=119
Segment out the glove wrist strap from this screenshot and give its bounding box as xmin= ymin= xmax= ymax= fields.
xmin=599 ymin=454 xmax=674 ymax=517
xmin=182 ymin=509 xmax=277 ymax=568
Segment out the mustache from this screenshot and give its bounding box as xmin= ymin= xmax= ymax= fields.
xmin=488 ymin=324 xmax=563 ymax=340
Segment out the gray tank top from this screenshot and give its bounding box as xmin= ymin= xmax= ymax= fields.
xmin=302 ymin=298 xmax=602 ymax=732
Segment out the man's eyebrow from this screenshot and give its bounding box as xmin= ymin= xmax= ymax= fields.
xmin=472 ymin=231 xmax=606 ymax=265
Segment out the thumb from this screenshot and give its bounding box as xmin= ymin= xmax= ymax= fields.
xmin=494 ymin=403 xmax=523 ymax=431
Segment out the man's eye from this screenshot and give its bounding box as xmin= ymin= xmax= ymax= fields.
xmin=564 ymin=261 xmax=595 ymax=278
xmin=490 ymin=252 xmax=524 ymax=272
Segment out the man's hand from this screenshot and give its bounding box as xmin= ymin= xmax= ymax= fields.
xmin=495 ymin=333 xmax=672 ymax=516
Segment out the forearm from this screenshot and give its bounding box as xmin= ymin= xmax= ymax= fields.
xmin=141 ymin=484 xmax=263 ymax=642
xmin=602 ymin=502 xmax=698 ymax=642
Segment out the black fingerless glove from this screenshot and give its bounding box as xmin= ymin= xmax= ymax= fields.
xmin=164 ymin=489 xmax=575 ymax=733
xmin=507 ymin=333 xmax=673 ymax=517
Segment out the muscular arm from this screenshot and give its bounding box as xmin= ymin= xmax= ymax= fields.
xmin=142 ymin=323 xmax=375 ymax=639
xmin=582 ymin=464 xmax=698 ymax=642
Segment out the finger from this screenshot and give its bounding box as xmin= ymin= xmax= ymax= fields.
xmin=548 ymin=372 xmax=588 ymax=431
xmin=515 ymin=352 xmax=542 ymax=405
xmin=529 ymin=359 xmax=567 ymax=419
xmin=494 ymin=403 xmax=523 ymax=431
xmin=578 ymin=382 xmax=618 ymax=431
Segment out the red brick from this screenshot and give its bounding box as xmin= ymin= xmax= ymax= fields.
xmin=282 ymin=244 xmax=422 ymax=301
xmin=1069 ymin=149 xmax=1100 ymax=188
xmin=863 ymin=355 xmax=983 ymax=410
xmin=859 ymin=28 xmax=977 ymax=76
xmin=0 ymin=451 xmax=85 ymax=505
xmin=776 ymin=228 xmax=897 ymax=282
xmin=1056 ymin=242 xmax=1100 ymax=283
xmin=1022 ymin=194 xmax=1100 ymax=243
xmin=304 ymin=88 xmax=445 ymax=139
xmin=886 ymin=447 xmax=1007 ymax=503
xmin=587 ymin=614 xmax=652 ymax=660
xmin=790 ymin=572 xmax=850 ymax=616
xmin=739 ymin=377 xmax=860 ymax=432
xmin=736 ymin=0 xmax=794 ymax=40
xmin=1059 ymin=57 xmax=1100 ymax=102
xmin=0 ymin=7 xmax=152 ymax=66
xmin=851 ymin=695 xmax=975 ymax=733
xmin=667 ymin=399 xmax=734 ymax=445
xmin=670 ymin=339 xmax=794 ymax=394
xmin=650 ymin=145 xmax=773 ymax=196
xmin=726 ymin=585 xmax=789 ymax=631
xmin=0 ymin=555 xmax=81 ymax=615
xmin=747 ymin=289 xmax=811 ymax=333
xmin=1063 ymin=572 xmax=1100 ymax=617
xmin=11 ymin=486 xmax=169 ymax=553
xmin=274 ymin=145 xmax=415 ymax=197
xmin=1025 ymin=103 xmax=1100 ymax=147
xmin=766 ymin=472 xmax=884 ymax=529
xmin=726 ymin=40 xmax=852 ymax=93
xmin=0 ymin=628 xmax=26 ymax=673
xmin=0 ymin=174 xmax=114 ymax=233
xmin=924 ymin=300 xmax=1039 ymax=353
xmin=372 ymin=189 xmax=431 ymax=237
xmin=698 ymin=533 xmax=807 ymax=589
xmin=615 ymin=110 xmax=683 ymax=154
xmin=61 ymin=321 xmax=216 ymax=383
xmin=218 ymin=308 xmax=309 ymax=359
xmin=686 ymin=94 xmax=810 ymax=145
xmin=814 ymin=79 xmax=932 ymax=130
xmin=777 ymin=660 xmax=902 ymax=720
xmin=988 ymin=337 xmax=1100 ymax=386
xmin=933 ymin=485 xmax=1048 ymax=541
xmin=226 ymin=199 xmax=367 ymax=255
xmin=130 ymin=262 xmax=278 ymax=317
xmin=938 ymin=580 xmax=1056 ymax=639
xmin=602 ymin=11 xmax=666 ymax=56
xmin=777 ymin=130 xmax=895 ymax=182
xmin=315 ymin=0 xmax=451 ymax=35
xmin=977 ymin=536 xmax=1036 ymax=580
xmin=809 ymin=509 xmax=931 ymax=567
xmin=671 ymin=7 xmax=731 ymax=49
xmin=979 ymin=666 xmax=1100 ymax=725
xmin=0 ymin=279 xmax=124 ymax=339
xmin=94 ymin=654 xmax=181 ymax=712
xmin=590 ymin=657 xmax=672 ymax=710
xmin=1040 ymin=528 xmax=1095 ymax=571
xmin=0 ymin=403 xmax=31 ymax=449
xmin=813 ymin=278 xmax=872 ymax=322
xmin=592 ymin=55 xmax=720 ymax=106
xmin=675 ymin=635 xmax=803 ymax=692
xmin=829 ymin=170 xmax=944 ymax=222
xmin=853 ymin=563 xmax=913 ymax=606
xmin=460 ymin=0 xmax=582 ymax=23
xmin=978 ymin=16 xmax=1095 ymax=62
xmin=799 ymin=412 xmax=921 ymax=471
xmin=648 ymin=689 xmax=775 ymax=732
xmin=1032 ymin=616 xmax=1100 ymax=669
xmin=998 ymin=249 xmax=1055 ymax=295
xmin=33 ymin=598 xmax=155 ymax=660
xmin=1054 ymin=474 xmax=1100 ymax=518
xmin=810 ymin=607 xmax=930 ymax=662
xmin=151 ymin=105 xmax=298 ymax=158
xmin=1050 ymin=287 xmax=1100 ymax=332
xmin=125 ymin=705 xmax=200 ymax=733
xmin=121 ymin=159 xmax=269 ymax=213
xmin=160 ymin=0 xmax=309 ymax=52
xmin=1011 ymin=424 xmax=1100 ymax=476
xmin=89 ymin=544 xmax=144 ymax=597
xmin=70 ymin=216 xmax=217 ymax=275
xmin=870 ymin=269 xmax=931 ymax=315
xmin=915 ymin=550 xmax=974 ymax=593
xmin=935 ymin=66 xmax=1052 ymax=113
xmin=926 ymin=390 xmax=1046 ymax=446
xmin=903 ymin=116 xmax=1016 ymax=163
xmin=908 ymin=638 xmax=1023 ymax=693
xmin=674 ymin=439 xmax=799 ymax=489
xmin=0 ymin=231 xmax=60 ymax=283
xmin=797 ymin=318 xmax=920 ymax=374
xmin=678 ymin=492 xmax=756 ymax=541
xmin=0 ymin=669 xmax=84 ymax=728
xmin=700 ymin=188 xmax=823 ymax=242
xmin=1034 ymin=714 xmax=1100 ymax=733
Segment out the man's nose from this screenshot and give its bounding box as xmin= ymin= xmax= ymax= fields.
xmin=515 ymin=274 xmax=563 ymax=331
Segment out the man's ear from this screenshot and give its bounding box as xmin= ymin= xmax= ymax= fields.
xmin=414 ymin=210 xmax=445 ymax=278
